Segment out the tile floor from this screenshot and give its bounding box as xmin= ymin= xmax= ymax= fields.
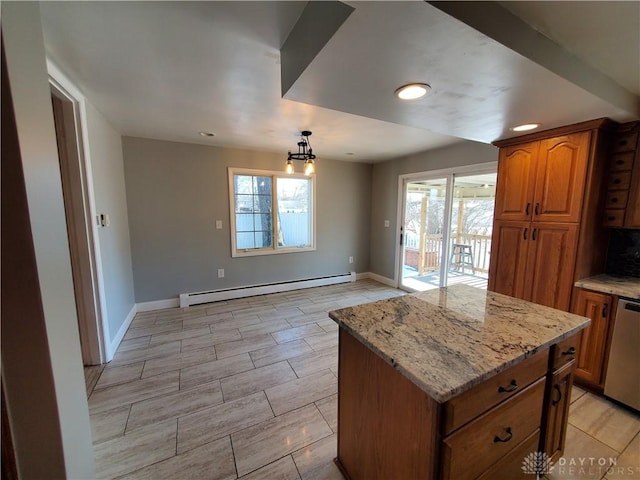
xmin=85 ymin=280 xmax=640 ymax=479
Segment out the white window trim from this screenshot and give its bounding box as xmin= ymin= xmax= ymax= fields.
xmin=228 ymin=167 xmax=316 ymax=257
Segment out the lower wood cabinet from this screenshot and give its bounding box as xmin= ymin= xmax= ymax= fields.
xmin=570 ymin=288 xmax=613 ymax=389
xmin=542 ymin=360 xmax=575 ymax=462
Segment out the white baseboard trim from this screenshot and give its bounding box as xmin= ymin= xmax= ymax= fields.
xmin=136 ymin=298 xmax=180 ymax=312
xmin=106 ymin=304 xmax=137 ymax=361
xmin=357 ymin=272 xmax=398 ymax=288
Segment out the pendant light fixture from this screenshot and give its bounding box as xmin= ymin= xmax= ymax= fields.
xmin=286 ymin=130 xmax=316 ymax=176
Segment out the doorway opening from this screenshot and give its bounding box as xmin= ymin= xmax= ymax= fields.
xmin=50 ymin=83 xmax=105 ymax=365
xmin=399 ymin=168 xmax=497 ymax=292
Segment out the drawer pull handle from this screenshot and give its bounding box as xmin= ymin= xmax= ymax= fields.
xmin=561 ymin=346 xmax=576 ymax=356
xmin=611 ymin=197 xmax=618 ymax=203
xmin=618 ymin=139 xmax=628 ymax=147
xmin=613 ymin=178 xmax=621 ymax=184
xmin=494 ymin=427 xmax=513 ymax=443
xmin=616 ymin=159 xmax=625 ymax=165
xmin=498 ymin=380 xmax=518 ymax=393
xmin=552 ymin=384 xmax=563 ymax=406
xmin=608 ymin=215 xmax=616 ymax=221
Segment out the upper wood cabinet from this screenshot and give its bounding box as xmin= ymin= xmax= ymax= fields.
xmin=625 ymin=145 xmax=640 ymax=228
xmin=495 ymin=133 xmax=591 ymax=224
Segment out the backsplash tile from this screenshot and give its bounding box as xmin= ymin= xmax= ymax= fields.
xmin=606 ymin=229 xmax=640 ymax=278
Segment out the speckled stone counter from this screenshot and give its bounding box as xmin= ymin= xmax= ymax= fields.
xmin=329 ymin=284 xmax=590 ymax=403
xmin=575 ymin=274 xmax=640 ymax=300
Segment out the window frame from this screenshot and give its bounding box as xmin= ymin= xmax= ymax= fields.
xmin=228 ymin=167 xmax=316 ymax=257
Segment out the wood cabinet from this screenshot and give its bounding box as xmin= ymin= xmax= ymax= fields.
xmin=570 ymin=288 xmax=614 ymax=389
xmin=494 ymin=133 xmax=590 ymax=223
xmin=542 ymin=360 xmax=575 ymax=463
xmin=489 ymin=221 xmax=578 ymax=311
xmin=490 ymin=120 xmax=612 ymax=311
xmin=603 ymin=122 xmax=640 ymax=228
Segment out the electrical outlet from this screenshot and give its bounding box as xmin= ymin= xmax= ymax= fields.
xmin=215 ymin=220 xmax=222 ymax=229
xmin=349 ymin=256 xmax=354 ymax=264
xmin=217 ymin=269 xmax=225 ymax=278
xmin=384 ymin=220 xmax=390 ymax=227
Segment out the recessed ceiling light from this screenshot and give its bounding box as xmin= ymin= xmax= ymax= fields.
xmin=345 ymin=152 xmax=355 ymax=156
xmin=394 ymin=83 xmax=431 ymax=100
xmin=511 ymin=123 xmax=540 ymax=132
xmin=199 ymin=131 xmax=215 ymax=137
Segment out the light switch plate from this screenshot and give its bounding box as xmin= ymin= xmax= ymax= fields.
xmin=217 ymin=269 xmax=224 ymax=278
xmin=215 ymin=220 xmax=223 ymax=229
xmin=384 ymin=220 xmax=390 ymax=227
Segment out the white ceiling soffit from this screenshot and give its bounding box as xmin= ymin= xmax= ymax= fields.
xmin=39 ymin=1 xmax=461 ymax=163
xmin=282 ymin=1 xmax=639 ymax=144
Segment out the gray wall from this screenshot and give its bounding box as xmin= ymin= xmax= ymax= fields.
xmin=123 ymin=137 xmax=372 ymax=303
xmin=1 ymin=2 xmax=95 ymax=477
xmin=85 ymin=103 xmax=135 ymax=341
xmin=369 ymin=141 xmax=498 ymax=280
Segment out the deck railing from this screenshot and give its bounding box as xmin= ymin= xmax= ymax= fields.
xmin=404 ymin=233 xmax=492 ymax=274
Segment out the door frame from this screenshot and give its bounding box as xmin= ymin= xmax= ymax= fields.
xmin=395 ymin=162 xmax=497 ymax=292
xmin=48 ymin=61 xmax=109 ymax=365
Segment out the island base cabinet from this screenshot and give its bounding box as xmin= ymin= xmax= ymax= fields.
xmin=477 ymin=430 xmax=541 ymax=480
xmin=336 ymin=329 xmax=440 ymax=480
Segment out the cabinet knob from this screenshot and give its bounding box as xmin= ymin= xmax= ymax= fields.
xmin=494 ymin=427 xmax=513 ymax=443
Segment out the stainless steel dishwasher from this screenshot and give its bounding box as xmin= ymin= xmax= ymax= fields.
xmin=604 ymin=298 xmax=640 ymax=410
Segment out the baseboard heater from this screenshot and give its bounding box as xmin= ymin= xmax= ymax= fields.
xmin=179 ymin=271 xmax=356 ymax=308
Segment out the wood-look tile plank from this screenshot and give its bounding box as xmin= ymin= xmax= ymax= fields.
xmin=569 ymin=393 xmax=640 ymax=452
xmin=89 ymin=371 xmax=180 ymax=414
xmin=84 ymin=364 xmax=104 ymax=397
xmin=141 ymin=347 xmax=217 ymax=378
xmin=240 ymin=455 xmax=301 ymax=480
xmin=181 ymin=329 xmax=242 ymax=352
xmin=220 ymin=361 xmax=297 ymax=401
xmin=117 ymin=336 xmax=151 ymax=353
xmin=570 ymin=384 xmax=587 ymax=404
xmin=177 ymin=391 xmax=273 ymax=454
xmin=215 ymin=334 xmax=277 ymax=359
xmin=286 ymin=312 xmax=331 ymax=327
xmin=292 ymin=434 xmax=342 ymax=480
xmin=258 ymin=308 xmax=304 ymax=322
xmin=239 ymin=318 xmax=292 ymax=339
xmin=180 ymin=353 xmax=255 ymax=390
xmin=148 ymin=325 xmax=211 ymax=346
xmin=123 ymin=322 xmax=182 ymax=340
xmin=209 ymin=315 xmax=263 ymax=333
xmin=249 ymin=339 xmax=314 ymax=368
xmin=232 ymin=404 xmax=333 ymax=477
xmin=272 ymin=324 xmax=325 ymax=344
xmin=111 ymin=340 xmax=181 ymax=366
xmin=605 ymin=433 xmax=640 ymax=480
xmin=297 ymin=302 xmax=339 ymax=315
xmin=303 ymin=331 xmax=338 ymax=351
xmin=94 ymin=419 xmax=177 ymax=479
xmin=265 ymin=370 xmax=337 ymax=416
xmin=182 ymin=312 xmax=234 ymax=328
xmin=90 ymin=405 xmax=131 ymax=444
xmin=316 ymin=319 xmax=338 ymax=333
xmin=95 ymin=362 xmax=144 ymax=390
xmin=315 ymin=394 xmax=337 ymax=433
xmin=126 ymin=381 xmax=223 ymax=431
xmin=120 ymin=436 xmax=236 ymax=480
xmin=287 ymin=346 xmax=338 ymax=378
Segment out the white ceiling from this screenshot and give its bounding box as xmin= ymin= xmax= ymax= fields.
xmin=39 ymin=1 xmax=639 ymax=164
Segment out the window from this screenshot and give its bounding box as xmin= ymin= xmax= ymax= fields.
xmin=228 ymin=168 xmax=315 ymax=257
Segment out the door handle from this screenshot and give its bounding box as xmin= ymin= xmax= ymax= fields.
xmin=523 ymin=228 xmax=528 ymax=240
xmin=525 ymin=203 xmax=530 ymax=216
xmin=532 ymin=228 xmax=537 ymax=241
xmin=552 ymin=384 xmax=563 ymax=406
xmin=602 ymin=304 xmax=608 ymax=318
xmin=534 ymin=203 xmax=540 ymax=215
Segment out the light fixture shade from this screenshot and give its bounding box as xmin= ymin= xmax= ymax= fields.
xmin=285 ymin=159 xmax=294 ymax=174
xmin=304 ymin=159 xmax=315 ymax=176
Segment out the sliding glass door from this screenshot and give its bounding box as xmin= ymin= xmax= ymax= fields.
xmin=399 ymin=169 xmax=497 ymax=292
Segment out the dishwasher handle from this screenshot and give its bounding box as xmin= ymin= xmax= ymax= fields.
xmin=625 ymin=302 xmax=640 ymax=313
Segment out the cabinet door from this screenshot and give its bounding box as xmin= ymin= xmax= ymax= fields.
xmin=523 ymin=223 xmax=578 ymax=311
xmin=488 ymin=220 xmax=530 ymax=298
xmin=571 ymin=289 xmax=612 ymax=388
xmin=494 ymin=142 xmax=539 ymax=221
xmin=534 ymin=133 xmax=590 ymax=223
xmin=542 ymin=360 xmax=575 ymax=463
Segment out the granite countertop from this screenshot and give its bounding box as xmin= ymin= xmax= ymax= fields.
xmin=329 ymin=284 xmax=590 ymax=403
xmin=575 ymin=274 xmax=640 ymax=300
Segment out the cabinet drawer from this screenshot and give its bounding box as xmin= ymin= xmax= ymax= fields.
xmin=608 ymin=171 xmax=632 ymax=190
xmin=611 ymin=130 xmax=638 ymax=153
xmin=551 ymin=335 xmax=579 ymax=370
xmin=477 ymin=430 xmax=541 ymax=480
xmin=442 ymin=349 xmax=548 ymax=435
xmin=609 ymin=151 xmax=635 ymax=171
xmin=603 ymin=209 xmax=625 ymax=227
xmin=605 ymin=190 xmax=629 ymax=209
xmin=441 ymin=378 xmax=546 ymax=480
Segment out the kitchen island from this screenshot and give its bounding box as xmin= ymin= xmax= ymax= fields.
xmin=328 ymin=284 xmax=591 ymax=480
